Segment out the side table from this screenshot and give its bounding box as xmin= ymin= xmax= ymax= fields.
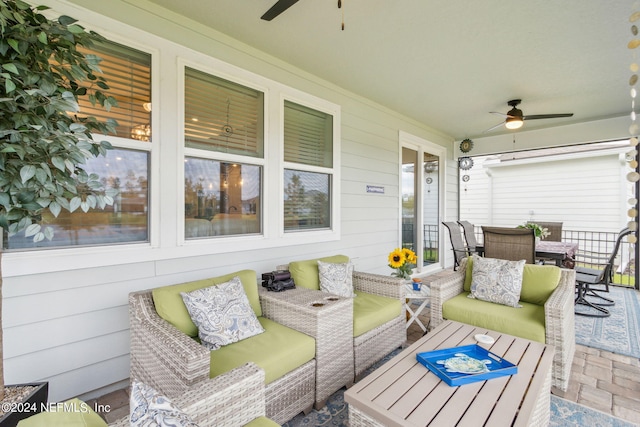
xmin=404 ymin=283 xmax=430 ymax=332
xmin=258 ymin=287 xmax=354 ymax=409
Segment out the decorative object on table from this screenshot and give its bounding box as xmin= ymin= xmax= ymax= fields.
xmin=458 ymin=156 xmax=474 ymax=170
xmin=411 ymin=277 xmax=422 ymax=291
xmin=261 ymin=270 xmax=296 ymax=292
xmin=459 ymin=138 xmax=474 ymax=153
xmin=416 ymin=344 xmax=517 ymax=386
xmin=517 ymin=222 xmax=550 ymax=240
xmin=388 ymin=248 xmax=417 ymax=279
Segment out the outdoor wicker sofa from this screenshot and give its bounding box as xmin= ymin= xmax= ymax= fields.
xmin=430 ymin=257 xmax=576 ymax=391
xmin=279 ymin=255 xmax=407 ymax=381
xmin=128 ymin=270 xmax=318 ymax=425
xmin=109 ymin=363 xmax=277 ymax=427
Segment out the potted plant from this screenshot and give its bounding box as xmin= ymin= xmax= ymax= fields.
xmin=517 ymin=222 xmax=551 ymax=242
xmin=0 ymin=1 xmax=117 ymax=424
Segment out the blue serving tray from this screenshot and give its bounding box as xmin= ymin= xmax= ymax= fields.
xmin=416 ymin=344 xmax=517 ymax=386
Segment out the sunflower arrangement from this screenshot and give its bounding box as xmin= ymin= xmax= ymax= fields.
xmin=388 ymin=248 xmax=417 ymax=279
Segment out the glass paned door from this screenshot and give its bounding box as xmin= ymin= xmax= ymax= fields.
xmin=401 ymin=144 xmax=440 ymax=270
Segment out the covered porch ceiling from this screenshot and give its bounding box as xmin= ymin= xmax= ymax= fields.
xmin=137 ymin=0 xmax=632 ymax=141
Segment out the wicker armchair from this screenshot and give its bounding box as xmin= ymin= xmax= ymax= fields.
xmin=128 ymin=289 xmax=315 ymax=425
xmin=109 ymin=363 xmax=276 ymax=427
xmin=278 ymin=262 xmax=406 ymax=381
xmin=430 ymin=258 xmax=576 ymax=391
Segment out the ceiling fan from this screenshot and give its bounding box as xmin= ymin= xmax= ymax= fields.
xmin=484 ymin=99 xmax=573 ymax=132
xmin=261 ymin=0 xmax=300 ymax=21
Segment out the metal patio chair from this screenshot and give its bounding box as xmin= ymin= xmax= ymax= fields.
xmin=574 ymin=227 xmax=633 ymax=317
xmin=443 ymin=221 xmax=473 ymax=270
xmin=457 ymin=220 xmax=479 ymax=252
xmin=528 ymin=221 xmax=563 ymax=242
xmin=481 ymin=226 xmax=536 ymax=264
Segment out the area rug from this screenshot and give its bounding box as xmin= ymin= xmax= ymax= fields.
xmin=574 ymin=286 xmax=640 ymax=359
xmin=283 ymin=347 xmax=636 ymax=427
xmin=283 ymin=377 xmax=634 ymax=427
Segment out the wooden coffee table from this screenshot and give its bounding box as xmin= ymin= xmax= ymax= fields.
xmin=345 ymin=320 xmax=554 ymax=427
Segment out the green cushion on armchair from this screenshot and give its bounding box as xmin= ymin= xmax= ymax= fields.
xmin=353 ymin=291 xmax=402 ymax=337
xmin=209 ymin=317 xmax=315 ymax=384
xmin=443 ymin=292 xmax=546 ymax=343
xmin=152 ymin=269 xmax=261 ymax=337
xmin=288 ymin=255 xmax=350 ymax=290
xmin=17 ymin=398 xmax=107 ymax=427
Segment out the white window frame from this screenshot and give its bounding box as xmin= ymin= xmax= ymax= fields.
xmin=279 ymin=92 xmax=341 ymax=241
xmin=399 ymin=131 xmax=446 ymax=274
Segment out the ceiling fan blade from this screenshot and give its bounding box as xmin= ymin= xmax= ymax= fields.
xmin=523 ymin=113 xmax=574 ymax=120
xmin=489 ymin=111 xmax=509 ymax=117
xmin=261 ymin=0 xmax=300 ymax=21
xmin=483 ymin=122 xmax=506 ymax=133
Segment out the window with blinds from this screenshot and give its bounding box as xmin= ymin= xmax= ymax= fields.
xmin=284 ymin=101 xmax=333 ymax=168
xmin=184 ymin=67 xmax=264 ymax=158
xmin=76 ymin=41 xmax=152 ymax=142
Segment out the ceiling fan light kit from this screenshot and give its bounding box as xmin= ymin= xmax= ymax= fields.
xmin=505 ymin=116 xmax=524 ymax=130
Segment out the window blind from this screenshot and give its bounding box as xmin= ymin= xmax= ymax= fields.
xmin=184 ymin=67 xmax=264 ymax=158
xmin=77 ymin=41 xmax=152 ymax=141
xmin=284 ymin=101 xmax=333 ymax=168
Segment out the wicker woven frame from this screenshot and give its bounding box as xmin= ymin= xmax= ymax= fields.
xmin=128 ymin=290 xmax=315 ymax=425
xmin=277 ymin=265 xmax=407 ymax=382
xmin=258 ymin=287 xmax=354 ymax=409
xmin=429 ymin=258 xmax=576 ymax=391
xmin=109 ymin=362 xmax=268 ymax=426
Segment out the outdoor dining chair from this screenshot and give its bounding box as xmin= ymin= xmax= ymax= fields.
xmin=574 ymin=227 xmax=632 ymax=317
xmin=443 ymin=221 xmax=473 ymax=270
xmin=528 ymin=221 xmax=563 ymax=242
xmin=481 ymin=226 xmax=536 ymax=264
xmin=457 ymin=220 xmax=479 ymax=252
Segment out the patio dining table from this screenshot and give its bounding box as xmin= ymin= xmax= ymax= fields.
xmin=476 ymin=240 xmax=578 ymax=268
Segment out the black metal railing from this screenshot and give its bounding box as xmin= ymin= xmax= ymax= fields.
xmin=468 ymin=226 xmax=636 ymax=287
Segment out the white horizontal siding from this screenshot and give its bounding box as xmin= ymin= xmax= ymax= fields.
xmin=459 ymin=150 xmax=628 ymax=233
xmin=4 ymin=0 xmax=455 ymax=402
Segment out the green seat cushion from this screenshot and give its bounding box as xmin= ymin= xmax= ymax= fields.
xmin=353 ymin=291 xmax=402 ymax=337
xmin=152 ymin=270 xmax=261 ymax=337
xmin=442 ymin=292 xmax=546 ymax=343
xmin=210 ymin=317 xmax=315 ymax=384
xmin=288 ymin=255 xmax=350 ymax=290
xmin=519 ymin=264 xmax=561 ymax=305
xmin=244 ymin=416 xmax=281 ymax=427
xmin=17 ymin=398 xmax=107 ymax=427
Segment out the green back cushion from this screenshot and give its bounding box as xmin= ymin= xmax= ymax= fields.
xmin=288 ymin=255 xmax=350 ymax=290
xmin=519 ymin=264 xmax=561 ymax=305
xmin=443 ymin=293 xmax=546 ymax=343
xmin=152 ymin=269 xmax=260 ymax=337
xmin=17 ymin=398 xmax=107 ymax=427
xmin=463 ymin=257 xmax=561 ymax=306
xmin=353 ymin=291 xmax=402 ymax=337
xmin=210 ymin=317 xmax=315 ymax=384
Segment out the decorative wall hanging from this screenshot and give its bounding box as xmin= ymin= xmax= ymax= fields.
xmin=628 ymin=6 xmax=640 ymax=244
xmin=459 ymin=139 xmax=474 ymax=153
xmin=458 ymin=157 xmax=474 ymax=170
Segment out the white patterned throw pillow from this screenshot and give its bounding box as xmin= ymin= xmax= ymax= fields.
xmin=130 ymin=381 xmax=199 ymax=427
xmin=468 ymin=255 xmax=525 ymax=308
xmin=180 ymin=276 xmax=265 ymax=350
xmin=317 ymin=260 xmax=356 ymax=298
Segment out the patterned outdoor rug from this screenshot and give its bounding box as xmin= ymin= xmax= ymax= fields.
xmin=283 ymin=367 xmax=635 ymax=426
xmin=574 ymin=286 xmax=640 ymax=359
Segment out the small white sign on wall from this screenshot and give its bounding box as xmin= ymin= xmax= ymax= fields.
xmin=366 ymin=185 xmax=385 ymax=194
